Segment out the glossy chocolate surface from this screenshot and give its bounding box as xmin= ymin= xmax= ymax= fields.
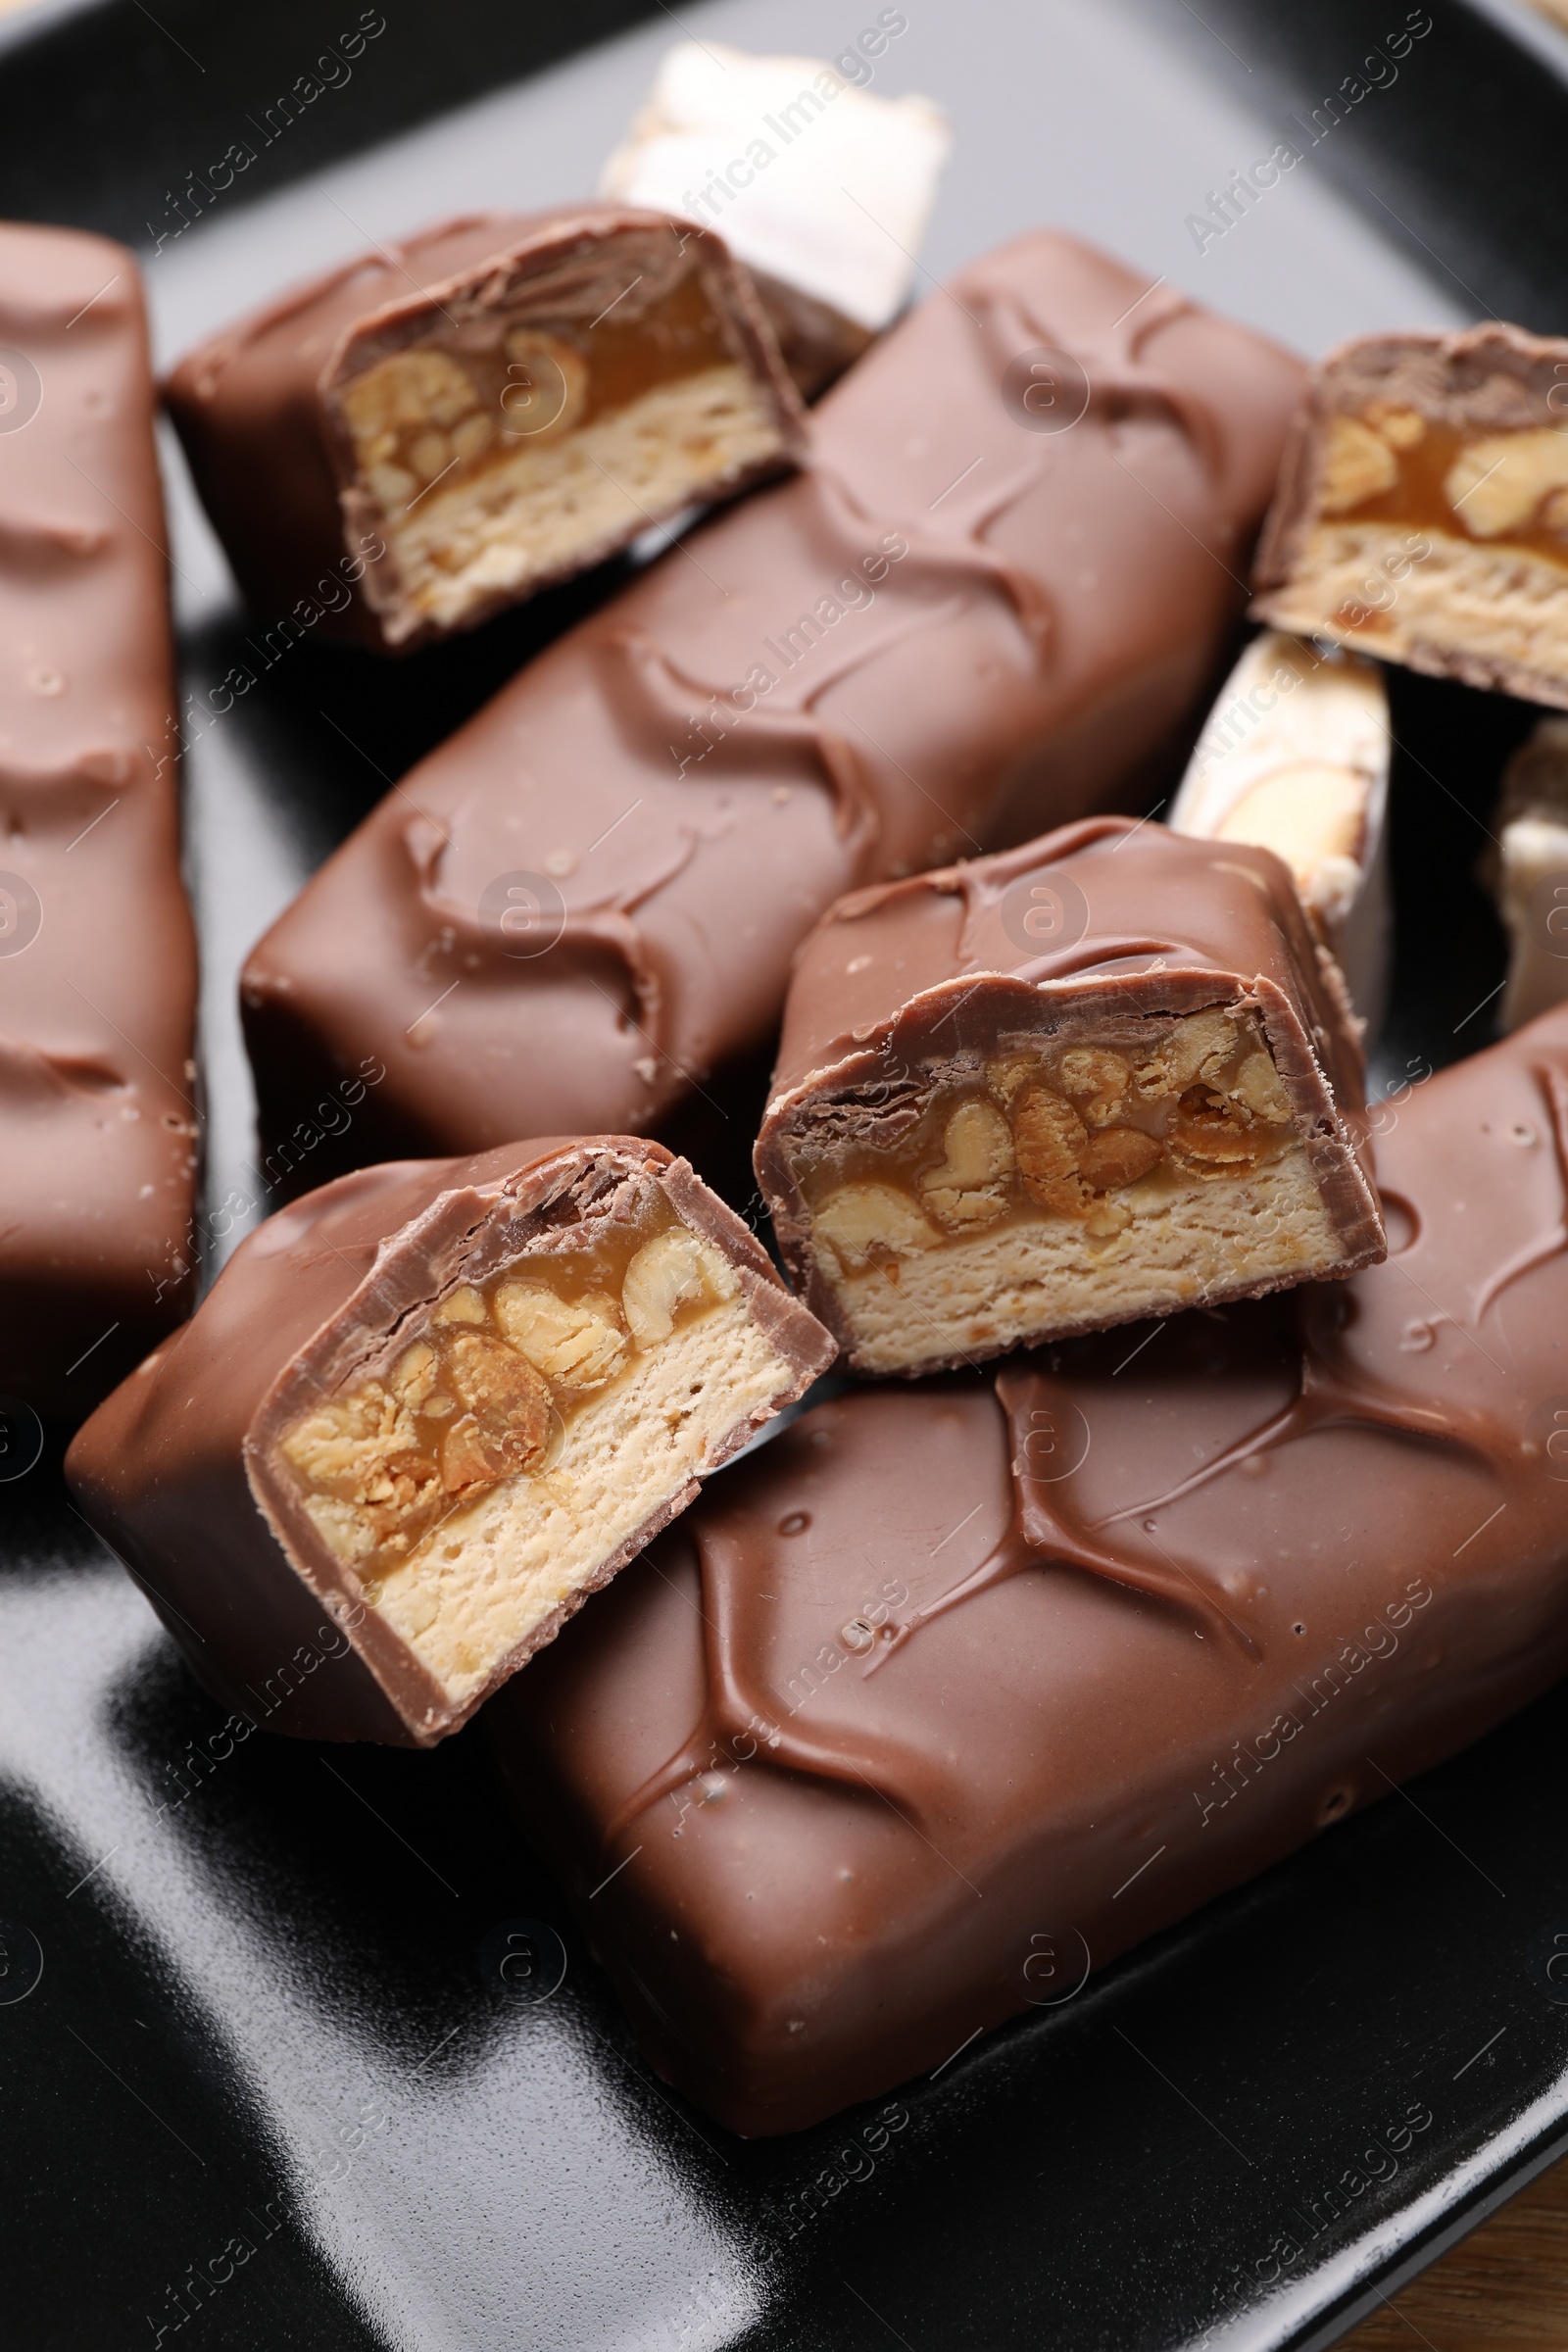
xmin=756 ymin=815 xmax=1384 ymax=1364
xmin=0 ymin=224 xmax=197 ymax=1418
xmin=65 ymin=1136 xmax=831 ymax=1747
xmin=239 ymin=229 xmax=1305 ymax=1172
xmin=165 ymin=204 xmax=804 ymax=652
xmin=492 ymin=1005 xmax=1568 ymax=2133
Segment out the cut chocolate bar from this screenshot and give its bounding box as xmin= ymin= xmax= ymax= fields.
xmin=1253 ymin=324 xmax=1568 ymax=706
xmin=492 ymin=1004 xmax=1568 ymax=2133
xmin=241 ymin=230 xmax=1305 ymax=1169
xmin=1490 ymin=714 xmax=1568 ymax=1031
xmin=1169 ymin=629 xmax=1391 ymax=1028
xmin=755 ymin=817 xmax=1383 ymax=1375
xmin=66 ymin=1139 xmax=832 ymax=1745
xmin=0 ymin=224 xmax=198 ymax=1418
xmin=599 ymin=41 xmax=952 ymax=396
xmin=164 ymin=207 xmax=806 ymax=652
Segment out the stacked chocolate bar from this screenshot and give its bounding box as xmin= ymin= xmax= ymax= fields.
xmin=31 ymin=44 xmax=1568 ymax=2141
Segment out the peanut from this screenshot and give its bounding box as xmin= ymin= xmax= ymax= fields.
xmin=1135 ymin=1009 xmax=1238 ymax=1099
xmin=1077 ymin=1127 xmax=1162 ymax=1192
xmin=918 ymin=1099 xmax=1014 ymax=1228
xmin=1012 ymin=1085 xmax=1091 ymax=1217
xmin=408 ymin=429 xmax=452 ymax=483
xmin=494 ymin=1278 xmax=628 ymax=1388
xmin=1226 ymin=1050 xmax=1293 ymax=1125
xmin=1445 ymin=428 xmax=1568 ymax=540
xmin=813 ymin=1182 xmax=940 ymax=1274
xmin=985 ymin=1052 xmax=1041 ymax=1109
xmin=436 ymin=1330 xmax=556 ymax=1486
xmin=1318 ymin=415 xmax=1400 ymax=514
xmin=621 ymin=1228 xmax=738 ymax=1347
xmin=432 ymin=1286 xmax=488 ymax=1325
xmin=1167 ymin=1085 xmax=1277 ymax=1178
xmin=1364 ymin=402 xmax=1426 ymax=450
xmin=341 ymin=347 xmax=479 ymax=442
xmin=1057 ymin=1047 xmax=1131 ymax=1129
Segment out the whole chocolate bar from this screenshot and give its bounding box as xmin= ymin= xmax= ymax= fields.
xmin=1252 ymin=324 xmax=1568 ymax=706
xmin=165 ymin=207 xmax=805 ymax=652
xmin=755 ymin=817 xmax=1383 ymax=1375
xmin=66 ymin=1138 xmax=831 ymax=1745
xmin=0 ymin=225 xmax=197 ymax=1418
xmin=241 ymin=230 xmax=1304 ymax=1165
xmin=492 ymin=1006 xmax=1568 ymax=2133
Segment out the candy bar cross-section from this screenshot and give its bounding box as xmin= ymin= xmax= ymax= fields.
xmin=165 ymin=207 xmax=806 ymax=652
xmin=755 ymin=817 xmax=1384 ymax=1375
xmin=241 ymin=230 xmax=1305 ymax=1167
xmin=0 ymin=223 xmax=198 ymax=1418
xmin=1252 ymin=324 xmax=1568 ymax=707
xmin=493 ymin=1004 xmax=1568 ymax=2133
xmin=66 ymin=1139 xmax=832 ymax=1745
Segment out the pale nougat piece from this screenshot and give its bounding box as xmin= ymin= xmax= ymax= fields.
xmin=1253 ymin=323 xmax=1568 ymax=708
xmin=1490 ymin=715 xmax=1568 ymax=1030
xmin=599 ymin=41 xmax=951 ymax=396
xmin=66 ymin=1139 xmax=832 ymax=1745
xmin=165 ymin=207 xmax=806 ymax=652
xmin=1169 ymin=630 xmax=1391 ymax=1030
xmin=756 ymin=820 xmax=1384 ymax=1375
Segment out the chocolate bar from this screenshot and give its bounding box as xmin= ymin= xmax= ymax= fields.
xmin=1168 ymin=629 xmax=1391 ymax=1028
xmin=491 ymin=1004 xmax=1568 ymax=2133
xmin=65 ymin=1138 xmax=832 ymax=1745
xmin=241 ymin=230 xmax=1305 ymax=1168
xmin=164 ymin=207 xmax=806 ymax=652
xmin=599 ymin=39 xmax=951 ymax=396
xmin=754 ymin=817 xmax=1383 ymax=1376
xmin=1491 ymin=715 xmax=1568 ymax=1030
xmin=0 ymin=225 xmax=197 ymax=1418
xmin=1252 ymin=324 xmax=1568 ymax=706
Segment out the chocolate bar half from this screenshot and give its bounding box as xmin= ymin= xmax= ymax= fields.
xmin=0 ymin=224 xmax=198 ymax=1417
xmin=1168 ymin=629 xmax=1391 ymax=1029
xmin=66 ymin=1139 xmax=832 ymax=1745
xmin=755 ymin=818 xmax=1383 ymax=1375
xmin=1253 ymin=324 xmax=1568 ymax=706
xmin=241 ymin=229 xmax=1305 ymax=1168
xmin=492 ymin=1003 xmax=1568 ymax=2133
xmin=164 ymin=207 xmax=805 ymax=652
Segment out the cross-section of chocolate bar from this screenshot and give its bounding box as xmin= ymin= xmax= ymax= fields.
xmin=1252 ymin=324 xmax=1568 ymax=706
xmin=0 ymin=223 xmax=197 ymax=1418
xmin=492 ymin=1004 xmax=1568 ymax=2133
xmin=1169 ymin=629 xmax=1391 ymax=1028
xmin=240 ymin=230 xmax=1305 ymax=1169
xmin=164 ymin=207 xmax=806 ymax=652
xmin=755 ymin=818 xmax=1383 ymax=1374
xmin=66 ymin=1138 xmax=832 ymax=1744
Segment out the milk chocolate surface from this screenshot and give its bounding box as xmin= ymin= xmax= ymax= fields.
xmin=1253 ymin=324 xmax=1568 ymax=706
xmin=756 ymin=817 xmax=1383 ymax=1374
xmin=165 ymin=206 xmax=805 ymax=652
xmin=492 ymin=1005 xmax=1568 ymax=2134
xmin=0 ymin=225 xmax=197 ymax=1418
xmin=66 ymin=1137 xmax=831 ymax=1746
xmin=240 ymin=229 xmax=1304 ymax=1167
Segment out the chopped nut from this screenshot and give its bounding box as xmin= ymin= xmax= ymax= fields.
xmin=432 ymin=1286 xmax=489 ymax=1325
xmin=436 ymin=1330 xmax=555 ymax=1486
xmin=813 ymin=1182 xmax=941 ymax=1274
xmin=1057 ymin=1047 xmax=1131 ymax=1128
xmin=1134 ymin=1008 xmax=1238 ymax=1100
xmin=1076 ymin=1127 xmax=1162 ymax=1192
xmin=1226 ymin=1050 xmax=1293 ymax=1124
xmin=985 ymin=1052 xmax=1041 ymax=1108
xmin=368 ymin=462 xmax=416 ymax=516
xmin=1445 ymin=428 xmax=1568 ymax=539
xmin=341 ymin=347 xmax=479 ymax=442
xmin=390 ymin=1341 xmax=441 ymax=1408
xmin=621 ymin=1228 xmax=739 ymax=1347
xmin=280 ymin=1385 xmax=442 ymax=1536
xmin=1012 ymin=1085 xmax=1091 ymax=1217
xmin=1318 ymin=415 xmax=1399 ymax=514
xmin=1167 ymin=1084 xmax=1283 ymax=1178
xmin=918 ymin=1099 xmax=1015 ymax=1228
xmin=494 ymin=1278 xmax=628 ymax=1388
xmin=1364 ymin=402 xmax=1426 ymax=450
xmin=408 ymin=429 xmax=452 ymax=482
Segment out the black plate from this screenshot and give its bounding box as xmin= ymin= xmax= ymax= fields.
xmin=5 ymin=3 xmax=1568 ymax=2345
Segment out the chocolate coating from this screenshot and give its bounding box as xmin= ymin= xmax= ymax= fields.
xmin=756 ymin=815 xmax=1384 ymax=1367
xmin=65 ymin=1137 xmax=831 ymax=1746
xmin=165 ymin=205 xmax=804 ymax=653
xmin=240 ymin=230 xmax=1305 ymax=1170
xmin=491 ymin=1005 xmax=1568 ymax=2134
xmin=0 ymin=224 xmax=197 ymax=1418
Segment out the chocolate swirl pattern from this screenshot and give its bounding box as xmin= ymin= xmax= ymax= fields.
xmin=491 ymin=1006 xmax=1568 ymax=2134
